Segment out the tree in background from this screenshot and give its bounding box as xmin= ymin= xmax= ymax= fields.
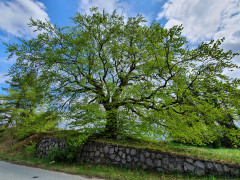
xmin=4 ymin=8 xmax=240 ymax=145
xmin=0 ymin=68 xmax=59 ymax=139
xmin=169 ymin=78 xmax=240 ymax=147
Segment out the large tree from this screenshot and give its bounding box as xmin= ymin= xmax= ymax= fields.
xmin=5 ymin=8 xmax=240 ymax=142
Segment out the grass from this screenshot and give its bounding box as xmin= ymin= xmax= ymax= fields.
xmin=0 ymin=152 xmax=229 ymax=180
xmin=0 ymin=130 xmax=239 ymax=180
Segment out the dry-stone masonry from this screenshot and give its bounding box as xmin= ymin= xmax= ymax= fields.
xmin=36 ymin=138 xmax=240 ymax=177
xmin=36 ymin=137 xmax=66 ymax=158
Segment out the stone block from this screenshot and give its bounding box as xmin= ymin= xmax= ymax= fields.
xmin=145 ymin=152 xmax=150 ymax=157
xmin=156 ymin=153 xmax=162 ymax=159
xmin=186 ymin=158 xmax=193 ymax=164
xmin=146 ymin=158 xmax=154 ymax=167
xmin=90 ymin=152 xmax=94 ymax=157
xmin=162 ymin=164 xmax=168 ymax=170
xmin=206 ymin=162 xmax=213 ymax=170
xmin=115 ymin=155 xmax=120 ymax=162
xmin=140 ymin=153 xmax=145 ymax=162
xmin=169 ymin=163 xmax=175 ymax=170
xmin=95 ymin=159 xmax=101 ymax=163
xmin=194 ymin=161 xmax=205 ymax=169
xmin=110 ymin=154 xmax=116 ymax=160
xmin=109 ymin=148 xmax=114 ymax=154
xmin=100 ymin=153 xmax=104 ymax=158
xmin=130 ymin=149 xmax=137 ymax=156
xmin=176 ymin=158 xmax=183 ymax=163
xmin=195 ymin=168 xmax=205 ymax=176
xmin=151 ymin=153 xmax=155 ymax=159
xmin=176 ymin=164 xmax=183 ymax=172
xmin=184 ymin=162 xmax=195 ymax=172
xmin=155 ymin=159 xmax=162 ymax=167
xmin=121 ymin=159 xmax=126 ymax=164
xmin=118 ymin=147 xmax=124 ymax=151
xmin=214 ymin=163 xmax=223 ymax=173
xmin=223 ymin=165 xmax=230 ymax=173
xmin=95 ymin=151 xmax=100 ymax=157
xmin=162 ymin=157 xmax=169 ymax=165
xmin=127 ymin=155 xmax=132 ymax=162
xmin=134 ymin=157 xmax=139 ymax=162
xmin=118 ymin=151 xmax=123 ymax=156
xmin=104 ymin=146 xmax=109 ymax=153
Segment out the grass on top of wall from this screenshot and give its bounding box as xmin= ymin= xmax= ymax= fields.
xmin=1 ymin=129 xmax=240 ymax=165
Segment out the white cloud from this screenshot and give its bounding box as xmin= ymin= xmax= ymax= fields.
xmin=78 ymin=0 xmax=128 ymax=16
xmin=1 ymin=55 xmax=16 ymax=65
xmin=158 ymin=0 xmax=240 ymax=45
xmin=158 ymin=0 xmax=240 ymax=79
xmin=0 ymin=72 xmax=10 ymax=83
xmin=0 ymin=0 xmax=50 ymax=38
xmin=77 ymin=0 xmax=152 ymax=27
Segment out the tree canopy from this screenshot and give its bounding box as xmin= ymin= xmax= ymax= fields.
xmin=3 ymin=8 xmax=240 ymax=146
xmin=0 ymin=67 xmax=59 ymax=139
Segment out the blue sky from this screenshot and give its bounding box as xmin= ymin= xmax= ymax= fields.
xmin=0 ymin=0 xmax=240 ymax=94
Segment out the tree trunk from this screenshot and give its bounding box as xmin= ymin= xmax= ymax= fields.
xmin=104 ymin=108 xmax=118 ymax=138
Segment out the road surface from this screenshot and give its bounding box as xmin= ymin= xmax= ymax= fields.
xmin=0 ymin=160 xmax=102 ymax=180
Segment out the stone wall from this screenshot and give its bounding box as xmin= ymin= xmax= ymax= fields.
xmin=36 ymin=138 xmax=240 ymax=177
xmin=36 ymin=137 xmax=66 ymax=158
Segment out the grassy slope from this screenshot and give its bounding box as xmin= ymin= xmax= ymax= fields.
xmin=0 ymin=130 xmax=239 ymax=180
xmin=6 ymin=129 xmax=240 ymax=164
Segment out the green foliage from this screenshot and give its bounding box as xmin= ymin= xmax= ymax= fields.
xmin=49 ymin=134 xmax=89 ymax=162
xmin=12 ymin=109 xmax=59 ymax=139
xmin=0 ymin=71 xmax=60 ymax=139
xmin=22 ymin=143 xmax=37 ymax=158
xmin=3 ymin=8 xmax=240 ymax=146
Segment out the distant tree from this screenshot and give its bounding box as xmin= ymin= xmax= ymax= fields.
xmin=0 ymin=69 xmax=59 ymax=139
xmin=4 ymin=8 xmax=240 ymax=144
xmin=169 ymin=78 xmax=240 ymax=147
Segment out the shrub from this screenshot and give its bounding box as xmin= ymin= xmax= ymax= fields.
xmin=23 ymin=143 xmax=37 ymax=158
xmin=49 ymin=134 xmax=89 ymax=162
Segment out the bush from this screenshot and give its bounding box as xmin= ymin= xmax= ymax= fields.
xmin=48 ymin=145 xmax=81 ymax=162
xmin=49 ymin=134 xmax=89 ymax=162
xmin=22 ymin=143 xmax=37 ymax=158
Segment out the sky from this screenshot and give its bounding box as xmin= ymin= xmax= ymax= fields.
xmin=0 ymin=0 xmax=239 ymax=94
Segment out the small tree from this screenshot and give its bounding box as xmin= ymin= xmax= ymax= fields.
xmin=0 ymin=69 xmax=59 ymax=139
xmin=5 ymin=8 xmax=240 ymax=143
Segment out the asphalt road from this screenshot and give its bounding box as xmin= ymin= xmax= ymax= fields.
xmin=0 ymin=160 xmax=103 ymax=180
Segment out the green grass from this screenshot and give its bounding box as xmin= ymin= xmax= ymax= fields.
xmin=0 ymin=152 xmax=230 ymax=180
